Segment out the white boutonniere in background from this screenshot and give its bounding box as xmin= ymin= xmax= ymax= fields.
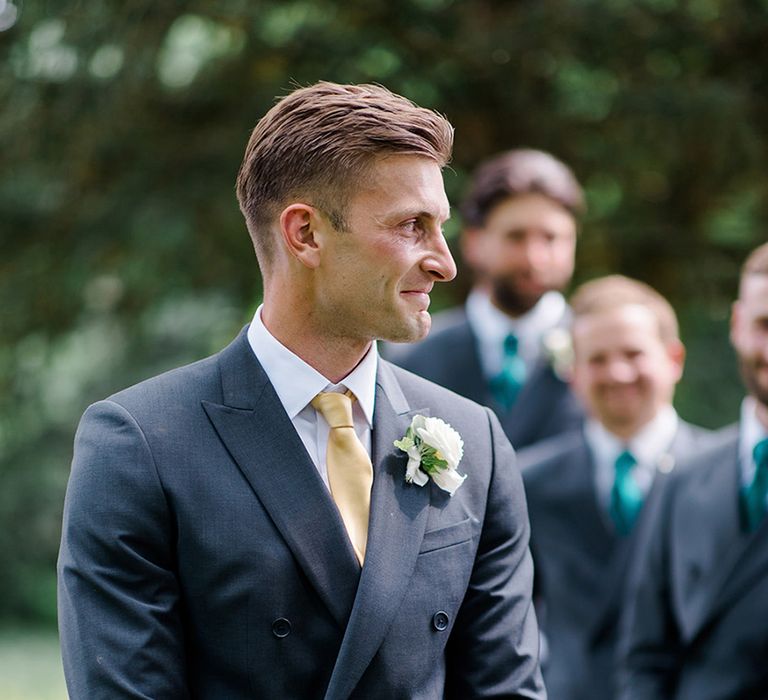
xmin=542 ymin=328 xmax=573 ymax=381
xmin=394 ymin=415 xmax=466 ymax=495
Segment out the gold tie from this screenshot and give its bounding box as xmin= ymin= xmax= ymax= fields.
xmin=311 ymin=390 xmax=373 ymax=565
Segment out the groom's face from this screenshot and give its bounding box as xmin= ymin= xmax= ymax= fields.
xmin=313 ymin=154 xmax=456 ymax=344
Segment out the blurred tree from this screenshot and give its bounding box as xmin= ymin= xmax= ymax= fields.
xmin=1 ymin=0 xmax=766 ymax=621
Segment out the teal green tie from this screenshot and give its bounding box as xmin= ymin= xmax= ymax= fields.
xmin=610 ymin=450 xmax=643 ymax=536
xmin=489 ymin=333 xmax=527 ymax=411
xmin=742 ymin=438 xmax=768 ymax=533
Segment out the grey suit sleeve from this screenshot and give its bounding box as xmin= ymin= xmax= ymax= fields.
xmin=616 ymin=475 xmax=681 ymax=700
xmin=57 ymin=400 xmax=189 ymax=699
xmin=445 ymin=408 xmax=546 ymax=700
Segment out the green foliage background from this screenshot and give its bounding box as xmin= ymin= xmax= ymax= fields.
xmin=1 ymin=0 xmax=766 ymax=622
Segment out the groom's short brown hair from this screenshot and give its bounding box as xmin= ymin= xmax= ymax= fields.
xmin=236 ymin=81 xmax=454 ymax=266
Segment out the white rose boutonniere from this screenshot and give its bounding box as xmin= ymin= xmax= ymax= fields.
xmin=393 ymin=415 xmax=466 ymax=496
xmin=542 ymin=327 xmax=573 ymax=381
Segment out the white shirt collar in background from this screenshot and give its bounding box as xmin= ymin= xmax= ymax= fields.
xmin=586 ymin=404 xmax=679 ymax=510
xmin=465 ymin=287 xmax=567 ymax=378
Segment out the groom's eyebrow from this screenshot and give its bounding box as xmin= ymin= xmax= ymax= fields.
xmin=386 ymin=204 xmax=451 ymax=224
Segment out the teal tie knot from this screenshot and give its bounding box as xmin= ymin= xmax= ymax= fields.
xmin=503 ymin=333 xmax=519 ymax=355
xmin=490 ymin=332 xmax=527 ymax=411
xmin=742 ymin=438 xmax=768 ymax=532
xmin=610 ymin=449 xmax=643 ymax=536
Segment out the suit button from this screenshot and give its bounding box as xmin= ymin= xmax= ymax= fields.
xmin=272 ymin=618 xmax=291 ymax=638
xmin=432 ymin=611 xmax=449 ymax=632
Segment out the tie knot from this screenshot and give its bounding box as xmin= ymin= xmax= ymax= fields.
xmin=615 ymin=449 xmax=637 ymax=476
xmin=754 ymin=438 xmax=768 ymax=471
xmin=503 ymin=332 xmax=519 ymax=356
xmin=312 ymin=391 xmax=355 ymax=429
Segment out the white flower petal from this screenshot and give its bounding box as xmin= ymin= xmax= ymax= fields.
xmin=405 ymin=453 xmax=421 ymax=482
xmin=403 ymin=450 xmax=429 ymax=487
xmin=410 ymin=415 xmax=428 ymax=435
xmin=401 ymin=414 xmax=467 ymax=491
xmin=416 ymin=417 xmax=464 ymax=469
xmin=431 ymin=467 xmax=467 ymax=496
xmin=412 ymin=466 xmax=430 ymax=487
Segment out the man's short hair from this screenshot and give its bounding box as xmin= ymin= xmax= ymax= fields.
xmin=460 ymin=148 xmax=585 ymax=228
xmin=742 ymin=241 xmax=768 ymax=278
xmin=570 ymin=274 xmax=680 ymax=344
xmin=236 ymin=81 xmax=454 ymax=266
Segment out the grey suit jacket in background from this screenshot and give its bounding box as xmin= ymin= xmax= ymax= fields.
xmin=618 ymin=425 xmax=768 ymax=700
xmin=57 ymin=327 xmax=545 ymax=700
xmin=390 ymin=308 xmax=584 ymax=451
xmin=519 ymin=421 xmax=712 ymax=700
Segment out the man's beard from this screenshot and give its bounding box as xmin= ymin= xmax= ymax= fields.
xmin=738 ymin=356 xmax=768 ymax=409
xmin=491 ymin=277 xmax=548 ymax=317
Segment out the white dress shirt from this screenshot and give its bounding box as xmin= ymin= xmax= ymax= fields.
xmin=247 ymin=305 xmax=378 ymax=489
xmin=586 ymin=405 xmax=680 ymax=511
xmin=465 ymin=287 xmax=568 ymax=379
xmin=739 ymin=397 xmax=768 ymax=497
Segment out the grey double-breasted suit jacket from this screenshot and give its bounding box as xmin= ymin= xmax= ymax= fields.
xmin=618 ymin=426 xmax=768 ymax=700
xmin=519 ymin=421 xmax=711 ymax=700
xmin=57 ymin=328 xmax=545 ymax=699
xmin=392 ymin=309 xmax=583 ymax=451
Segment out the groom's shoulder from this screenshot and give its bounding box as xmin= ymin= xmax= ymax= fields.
xmin=104 ymin=354 xmax=219 ymax=418
xmin=104 ymin=328 xmax=250 ymax=416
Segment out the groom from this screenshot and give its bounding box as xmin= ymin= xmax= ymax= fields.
xmin=57 ymin=82 xmax=544 ymax=699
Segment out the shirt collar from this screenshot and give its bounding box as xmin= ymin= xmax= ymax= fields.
xmin=586 ymin=405 xmax=680 ymax=506
xmin=739 ymin=396 xmax=768 ymax=485
xmin=465 ymin=287 xmax=567 ymax=370
xmin=585 ymin=405 xmax=679 ymax=466
xmin=246 ymin=305 xmax=378 ymax=427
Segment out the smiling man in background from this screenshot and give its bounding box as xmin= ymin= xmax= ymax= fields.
xmin=520 ymin=275 xmax=712 ymax=700
xmin=619 ymin=242 xmax=768 ymax=700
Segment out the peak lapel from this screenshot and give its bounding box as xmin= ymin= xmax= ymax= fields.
xmin=706 ymin=498 xmax=768 ymax=624
xmin=673 ymin=435 xmax=744 ymax=641
xmin=450 ymin=322 xmax=487 ymax=405
xmin=325 ymin=362 xmax=431 ymax=700
xmin=590 ymin=427 xmax=692 ymax=645
xmin=203 ymin=330 xmax=360 ymax=629
xmin=500 ymin=361 xmax=554 ymax=446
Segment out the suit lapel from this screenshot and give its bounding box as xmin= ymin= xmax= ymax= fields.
xmin=325 ymin=361 xmax=431 ymax=700
xmin=697 ymin=426 xmax=768 ymax=628
xmin=707 ymin=511 xmax=768 ymax=623
xmin=500 ymin=307 xmax=573 ymax=447
xmin=202 ymin=330 xmax=360 ymax=629
xmin=673 ymin=433 xmax=745 ymax=641
xmin=589 ymin=425 xmax=696 ymax=644
xmin=449 ymin=321 xmax=488 ymax=405
xmin=500 ymin=360 xmax=550 ymax=446
xmin=564 ymin=437 xmax=628 ymax=645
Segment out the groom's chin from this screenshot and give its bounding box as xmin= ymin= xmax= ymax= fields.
xmin=381 ymin=312 xmax=432 ymax=345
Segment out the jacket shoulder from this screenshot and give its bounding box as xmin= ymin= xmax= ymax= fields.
xmin=108 ymin=354 xmax=219 ymax=412
xmin=517 ymin=429 xmax=585 ymax=480
xmin=668 ymin=423 xmax=740 ymax=491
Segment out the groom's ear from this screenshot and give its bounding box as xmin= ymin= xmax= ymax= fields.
xmin=279 ymin=203 xmax=324 ymax=269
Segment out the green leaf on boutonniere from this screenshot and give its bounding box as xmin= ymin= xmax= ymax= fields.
xmin=419 ymin=446 xmax=448 ymax=474
xmin=393 ymin=427 xmax=415 ymax=452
